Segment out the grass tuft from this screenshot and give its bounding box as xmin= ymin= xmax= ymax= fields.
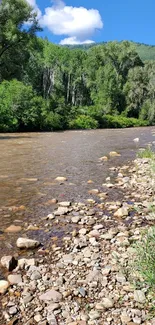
xmin=137 ymin=146 xmax=155 ymax=159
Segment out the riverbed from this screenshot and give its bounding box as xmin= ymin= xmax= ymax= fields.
xmin=0 ymin=127 xmax=155 ymax=259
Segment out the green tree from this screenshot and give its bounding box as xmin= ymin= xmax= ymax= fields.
xmin=0 ymin=0 xmax=41 ymax=81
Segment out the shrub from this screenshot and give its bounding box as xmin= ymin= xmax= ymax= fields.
xmin=0 ymin=79 xmax=46 ymax=131
xmin=100 ymin=115 xmax=148 ymax=128
xmin=69 ymin=115 xmax=98 ymax=129
xmin=42 ymin=112 xmax=63 ymax=131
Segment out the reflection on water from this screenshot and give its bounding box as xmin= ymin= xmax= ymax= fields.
xmin=0 ymin=127 xmax=154 ymax=258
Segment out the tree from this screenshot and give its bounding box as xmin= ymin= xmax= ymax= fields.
xmin=0 ymin=0 xmax=41 ymax=81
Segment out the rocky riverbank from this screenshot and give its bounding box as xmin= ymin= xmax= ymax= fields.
xmin=1 ymin=156 xmax=155 ymax=325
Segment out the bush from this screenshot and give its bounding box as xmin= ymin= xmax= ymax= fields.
xmin=42 ymin=112 xmax=63 ymax=131
xmin=0 ymin=79 xmax=46 ymax=131
xmin=100 ymin=115 xmax=148 ymax=128
xmin=69 ymin=115 xmax=98 ymax=129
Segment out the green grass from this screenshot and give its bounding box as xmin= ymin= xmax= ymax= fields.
xmin=133 ymin=227 xmax=155 ymax=287
xmin=137 ymin=147 xmax=155 ymax=159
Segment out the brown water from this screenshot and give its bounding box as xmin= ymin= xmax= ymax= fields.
xmin=0 ymin=127 xmax=155 ymax=261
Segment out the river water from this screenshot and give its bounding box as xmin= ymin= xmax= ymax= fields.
xmin=0 ymin=127 xmax=155 ymax=260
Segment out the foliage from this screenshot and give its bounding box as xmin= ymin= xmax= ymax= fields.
xmin=0 ymin=0 xmax=40 ymax=82
xmin=133 ymin=227 xmax=155 ymax=286
xmin=100 ymin=115 xmax=148 ymax=128
xmin=69 ymin=115 xmax=98 ymax=129
xmin=0 ymin=0 xmax=155 ymax=132
xmin=137 ymin=147 xmax=155 ymax=159
xmin=0 ymin=79 xmax=46 ymax=131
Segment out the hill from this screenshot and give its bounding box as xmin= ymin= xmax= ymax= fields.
xmin=65 ymin=42 xmax=155 ymax=62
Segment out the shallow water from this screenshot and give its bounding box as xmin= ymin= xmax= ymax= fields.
xmin=0 ymin=127 xmax=155 ymax=259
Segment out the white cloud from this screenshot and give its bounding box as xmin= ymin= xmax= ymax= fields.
xmin=40 ymin=0 xmax=103 ymax=44
xmin=26 ymin=0 xmax=42 ymax=19
xmin=60 ymin=37 xmax=95 ymax=45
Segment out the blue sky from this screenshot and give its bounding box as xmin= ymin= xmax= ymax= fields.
xmin=27 ymin=0 xmax=155 ymax=45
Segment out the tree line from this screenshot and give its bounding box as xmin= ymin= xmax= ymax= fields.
xmin=0 ymin=0 xmax=155 ymax=132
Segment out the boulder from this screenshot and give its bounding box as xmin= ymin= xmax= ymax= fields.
xmin=1 ymin=256 xmax=17 ymax=271
xmin=16 ymin=237 xmax=40 ymax=249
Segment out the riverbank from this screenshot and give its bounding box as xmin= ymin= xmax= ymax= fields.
xmin=1 ymin=153 xmax=155 ymax=325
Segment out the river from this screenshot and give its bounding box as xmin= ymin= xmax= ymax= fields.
xmin=0 ymin=127 xmax=155 ymax=261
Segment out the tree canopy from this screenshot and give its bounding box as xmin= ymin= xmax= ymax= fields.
xmin=0 ymin=0 xmax=154 ymax=131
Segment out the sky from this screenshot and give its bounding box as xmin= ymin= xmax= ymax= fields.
xmin=26 ymin=0 xmax=155 ymax=45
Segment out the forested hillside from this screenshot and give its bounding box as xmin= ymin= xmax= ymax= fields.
xmin=0 ymin=0 xmax=155 ymax=132
xmin=67 ymin=43 xmax=155 ymax=62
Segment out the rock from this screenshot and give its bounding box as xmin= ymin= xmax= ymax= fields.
xmin=54 ymin=207 xmax=69 ymax=216
xmin=134 ymin=290 xmax=146 ymax=304
xmin=116 ymin=273 xmax=126 ymax=284
xmin=79 ymin=228 xmax=87 ymax=235
xmin=34 ymin=314 xmax=42 ymax=323
xmin=89 ymin=310 xmax=100 ymax=320
xmin=55 ymin=177 xmax=67 ymax=182
xmin=0 ymin=280 xmax=9 ymax=294
xmin=94 ymin=224 xmax=104 ymax=230
xmin=88 ymin=230 xmax=100 ymax=238
xmin=16 ymin=237 xmax=40 ymax=249
xmin=46 ymin=214 xmax=55 ymax=220
xmin=8 ymin=274 xmax=22 ymax=285
xmin=120 ymin=315 xmax=131 ymax=323
xmin=86 ymin=270 xmax=101 ymax=283
xmin=30 ymin=270 xmax=41 ymax=280
xmin=26 ymin=225 xmax=40 ymax=231
xmin=4 ymin=225 xmax=22 ymax=233
xmin=78 ymin=287 xmax=86 ymax=297
xmin=99 ymin=156 xmax=108 ymax=161
xmin=46 ymin=304 xmax=60 ymax=312
xmin=71 ymin=216 xmax=80 ymax=223
xmin=58 ymin=201 xmax=71 ymax=207
xmin=39 ymin=289 xmax=62 ymax=302
xmin=1 ymin=256 xmax=17 ymax=271
xmin=101 ymin=297 xmax=114 ymax=309
xmin=82 ymin=247 xmax=92 ymax=258
xmin=9 ymin=306 xmax=18 ymax=315
xmin=63 ymin=254 xmax=73 ymax=264
xmin=114 ymin=207 xmax=129 ymax=217
xmin=18 ymin=258 xmax=35 ymax=269
xmin=88 ymin=189 xmax=99 ymax=195
xmin=47 ymin=313 xmax=58 ymax=325
xmin=22 ymin=293 xmax=33 ymax=304
xmin=109 ymin=151 xmax=121 ymax=157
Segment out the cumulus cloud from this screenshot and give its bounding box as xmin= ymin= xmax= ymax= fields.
xmin=40 ymin=0 xmax=103 ymax=44
xmin=60 ymin=37 xmax=95 ymax=45
xmin=26 ymin=0 xmax=42 ymax=19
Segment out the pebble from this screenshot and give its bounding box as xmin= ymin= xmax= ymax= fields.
xmin=16 ymin=237 xmax=40 ymax=249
